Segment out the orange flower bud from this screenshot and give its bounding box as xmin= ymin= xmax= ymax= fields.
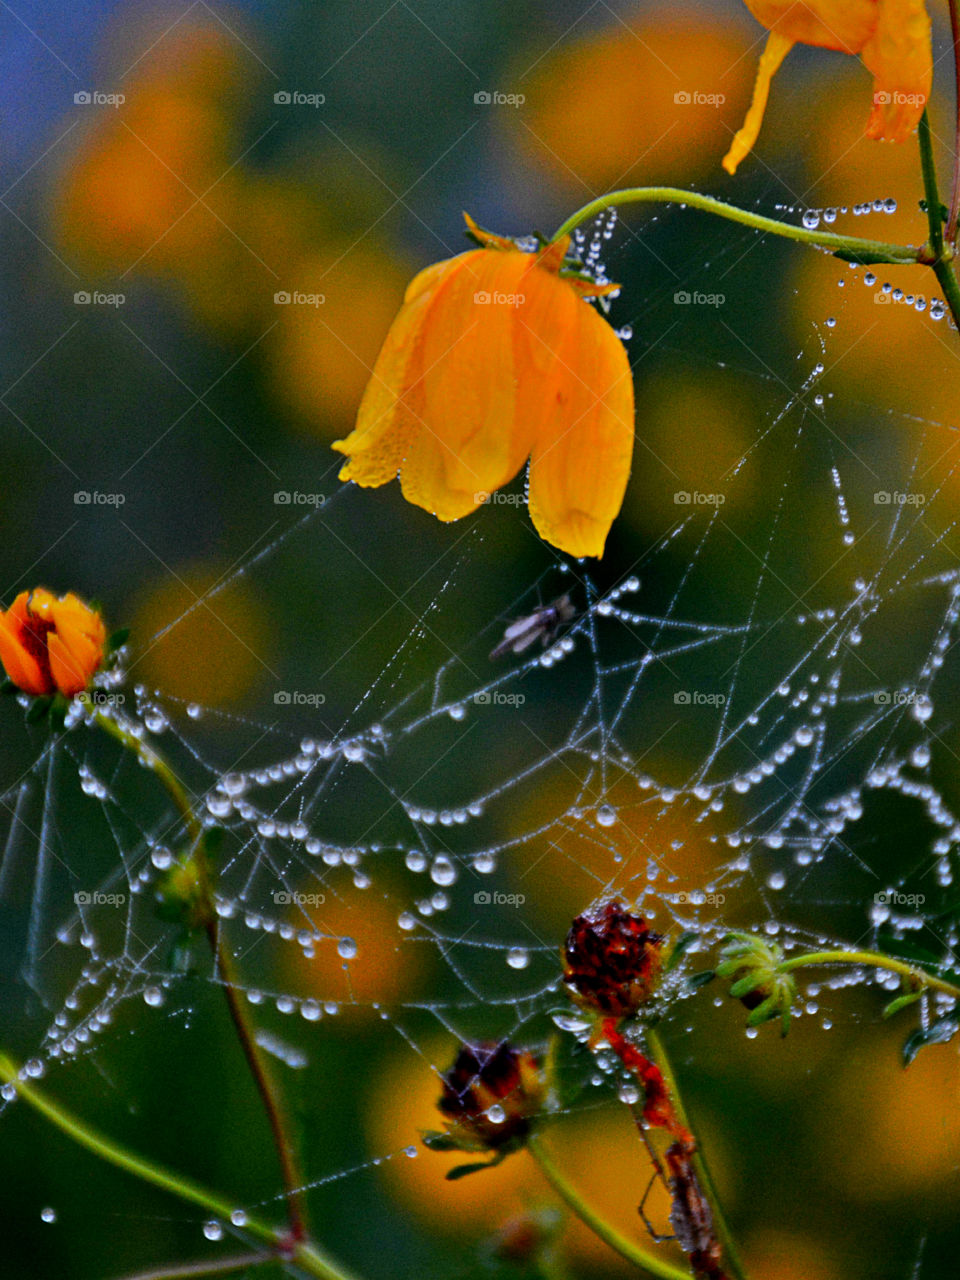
xmin=333 ymin=214 xmax=634 ymax=559
xmin=0 ymin=589 xmax=106 ymax=698
xmin=725 ymin=0 xmax=932 ymax=174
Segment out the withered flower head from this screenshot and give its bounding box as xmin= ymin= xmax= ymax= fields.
xmin=434 ymin=1041 xmax=545 ymax=1153
xmin=563 ymin=899 xmax=662 ymax=1017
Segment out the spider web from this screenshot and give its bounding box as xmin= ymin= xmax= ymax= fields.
xmin=2 ymin=207 xmax=959 ymax=1275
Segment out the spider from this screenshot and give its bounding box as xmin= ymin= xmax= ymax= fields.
xmin=637 ymin=1139 xmax=729 ymax=1280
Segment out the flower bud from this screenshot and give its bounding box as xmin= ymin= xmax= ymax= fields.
xmin=716 ymin=933 xmax=797 ymax=1035
xmin=563 ymin=899 xmax=662 ymax=1017
xmin=423 ymin=1041 xmax=545 ymax=1166
xmin=0 ymin=589 xmax=105 ymax=699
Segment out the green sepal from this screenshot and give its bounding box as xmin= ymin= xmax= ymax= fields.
xmin=665 ymin=931 xmax=700 ymax=972
xmin=882 ymin=991 xmax=923 ymax=1020
xmin=25 ymin=695 xmax=52 ymax=724
xmin=421 ymin=1130 xmax=467 ymax=1153
xmin=687 ymin=969 xmax=716 ymax=990
xmin=48 ymin=695 xmax=69 ymax=734
xmin=107 ymin=628 xmax=130 ymax=653
xmin=446 ymin=1151 xmax=508 ymax=1181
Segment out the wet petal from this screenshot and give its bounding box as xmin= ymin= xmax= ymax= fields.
xmin=0 ymin=621 xmax=47 ymax=695
xmin=723 ymin=30 xmax=794 ymax=175
xmin=528 ymin=297 xmax=634 ymax=558
xmin=47 ymin=631 xmax=90 ymax=696
xmin=742 ymin=1 xmax=876 ymax=52
xmin=401 ymin=249 xmax=533 ymax=520
xmin=332 ymin=279 xmax=439 ymax=488
xmin=861 ymin=0 xmax=932 ymax=142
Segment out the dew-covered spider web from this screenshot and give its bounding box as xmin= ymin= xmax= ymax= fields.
xmin=2 ymin=204 xmax=960 ymax=1274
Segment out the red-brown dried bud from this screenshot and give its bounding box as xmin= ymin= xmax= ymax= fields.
xmin=435 ymin=1041 xmax=544 ymax=1151
xmin=563 ymin=899 xmax=662 ymax=1017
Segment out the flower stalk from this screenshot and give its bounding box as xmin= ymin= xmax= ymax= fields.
xmin=552 ymin=188 xmax=921 ymax=264
xmin=776 ymin=947 xmax=960 ymax=1002
xmin=526 ymin=1132 xmax=691 ymax=1280
xmin=645 ymin=1029 xmax=748 ymax=1280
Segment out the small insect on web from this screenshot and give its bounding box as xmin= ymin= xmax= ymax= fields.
xmin=489 ymin=593 xmax=577 ymax=659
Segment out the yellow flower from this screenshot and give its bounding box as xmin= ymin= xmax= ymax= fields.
xmin=333 ymin=215 xmax=635 ymax=559
xmin=0 ymin=589 xmax=106 ymax=698
xmin=724 ymin=0 xmax=932 ymax=174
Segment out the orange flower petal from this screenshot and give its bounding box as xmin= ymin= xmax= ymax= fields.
xmin=527 ymin=297 xmax=634 ymax=559
xmin=723 ymin=30 xmax=794 ymax=175
xmin=400 ymin=249 xmax=534 ymax=520
xmin=332 ymin=283 xmax=436 ymax=488
xmin=742 ymin=0 xmax=876 ymax=52
xmin=47 ymin=631 xmax=91 ymax=697
xmin=861 ymin=0 xmax=932 ymax=142
xmin=0 ymin=621 xmax=48 ymax=696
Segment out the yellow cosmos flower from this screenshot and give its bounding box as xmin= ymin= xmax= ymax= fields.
xmin=724 ymin=0 xmax=933 ymax=174
xmin=0 ymin=589 xmax=106 ymax=698
xmin=333 ymin=215 xmax=635 ymax=559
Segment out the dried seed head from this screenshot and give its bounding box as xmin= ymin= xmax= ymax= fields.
xmin=563 ymin=899 xmax=663 ymax=1017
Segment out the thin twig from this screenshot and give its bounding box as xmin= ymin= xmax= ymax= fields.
xmin=111 ymin=1251 xmax=270 ymax=1280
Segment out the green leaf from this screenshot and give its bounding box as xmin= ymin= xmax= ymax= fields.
xmin=903 ymin=1012 xmax=960 ymax=1066
xmin=0 ymin=677 xmax=17 ymax=696
xmin=107 ymin=628 xmax=130 ymax=653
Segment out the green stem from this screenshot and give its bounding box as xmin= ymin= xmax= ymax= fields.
xmin=918 ymin=110 xmax=945 ymax=260
xmin=948 ymin=0 xmax=960 ymax=245
xmin=91 ymin=705 xmax=200 ymax=841
xmin=916 ymin=108 xmax=960 ymax=331
xmin=0 ymin=1055 xmax=358 ymax=1280
xmin=90 ymin=706 xmax=309 ymax=1243
xmin=777 ymin=949 xmax=960 ymax=1002
xmin=645 ymin=1029 xmax=748 ymax=1280
xmin=527 ymin=1132 xmax=691 ymax=1280
xmin=551 ymin=188 xmax=920 ymax=265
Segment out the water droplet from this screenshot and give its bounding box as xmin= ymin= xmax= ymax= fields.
xmin=802 ymin=209 xmax=820 ymax=230
xmin=430 ymin=856 xmax=457 ymax=887
xmin=618 ymin=1081 xmax=641 ymax=1105
xmin=230 ymin=1209 xmax=248 ymax=1227
xmin=486 ymin=1104 xmax=506 ymax=1124
xmin=41 ymin=1207 xmax=56 ymax=1224
xmin=596 ymin=804 xmax=617 ymax=827
xmin=506 ymin=947 xmax=529 ymax=970
xmin=143 ymin=986 xmax=164 ymax=1007
xmin=203 ymin=1221 xmax=223 ymax=1242
xmin=337 ymin=937 xmax=358 ymax=960
xmin=151 ymin=847 xmax=173 ymax=870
